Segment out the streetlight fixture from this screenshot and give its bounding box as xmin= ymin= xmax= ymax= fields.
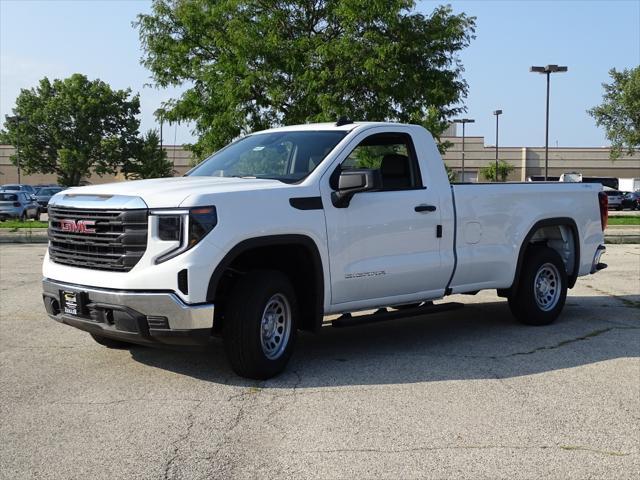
xmin=493 ymin=110 xmax=502 ymax=182
xmin=452 ymin=118 xmax=475 ymax=182
xmin=6 ymin=115 xmax=23 ymax=183
xmin=530 ymin=64 xmax=568 ymax=180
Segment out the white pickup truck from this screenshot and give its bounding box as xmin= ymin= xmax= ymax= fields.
xmin=42 ymin=121 xmax=609 ymax=379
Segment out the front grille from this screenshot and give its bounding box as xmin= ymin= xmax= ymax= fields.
xmin=48 ymin=206 xmax=148 ymax=272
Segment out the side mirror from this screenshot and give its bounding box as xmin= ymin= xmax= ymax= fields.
xmin=331 ymin=169 xmax=382 ymax=208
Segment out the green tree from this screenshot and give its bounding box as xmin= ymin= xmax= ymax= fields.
xmin=588 ymin=67 xmax=640 ymax=160
xmin=444 ymin=164 xmax=457 ymax=183
xmin=0 ymin=74 xmax=140 ymax=186
xmin=136 ymin=0 xmax=476 ymax=159
xmin=123 ymin=130 xmax=175 ymax=180
xmin=480 ymin=160 xmax=514 ymax=182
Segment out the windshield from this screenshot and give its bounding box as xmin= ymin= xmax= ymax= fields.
xmin=187 ymin=131 xmax=347 ymax=183
xmin=2 ymin=185 xmax=20 ymax=191
xmin=0 ymin=193 xmax=18 ymax=201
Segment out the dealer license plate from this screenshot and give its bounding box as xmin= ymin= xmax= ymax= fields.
xmin=60 ymin=290 xmax=79 ymax=315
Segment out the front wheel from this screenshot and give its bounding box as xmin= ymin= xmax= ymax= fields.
xmin=508 ymin=246 xmax=567 ymax=326
xmin=223 ymin=270 xmax=297 ymax=379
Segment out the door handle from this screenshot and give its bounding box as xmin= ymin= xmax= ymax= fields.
xmin=415 ymin=204 xmax=437 ymax=213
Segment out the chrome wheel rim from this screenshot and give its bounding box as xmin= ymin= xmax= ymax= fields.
xmin=260 ymin=294 xmax=291 ymax=360
xmin=534 ymin=263 xmax=561 ymax=311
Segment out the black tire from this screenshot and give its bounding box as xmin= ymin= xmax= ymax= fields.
xmin=90 ymin=333 xmax=133 ymax=349
xmin=508 ymin=246 xmax=567 ymax=326
xmin=223 ymin=270 xmax=298 ymax=379
xmin=19 ymin=211 xmax=26 ymax=221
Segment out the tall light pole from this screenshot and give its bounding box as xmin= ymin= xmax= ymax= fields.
xmin=530 ymin=64 xmax=568 ymax=180
xmin=6 ymin=115 xmax=23 ymax=183
xmin=493 ymin=110 xmax=502 ymax=182
xmin=453 ymin=118 xmax=475 ymax=182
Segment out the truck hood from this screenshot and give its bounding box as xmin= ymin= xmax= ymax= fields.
xmin=52 ymin=176 xmax=290 ymax=209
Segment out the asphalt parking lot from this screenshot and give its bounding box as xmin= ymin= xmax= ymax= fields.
xmin=0 ymin=244 xmax=638 ymax=479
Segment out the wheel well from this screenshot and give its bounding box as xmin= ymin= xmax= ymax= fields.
xmin=528 ymin=225 xmax=576 ymax=277
xmin=502 ymin=218 xmax=580 ymax=296
xmin=207 ymin=237 xmax=324 ymax=333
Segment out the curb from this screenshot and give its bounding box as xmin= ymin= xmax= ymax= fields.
xmin=0 ymin=229 xmax=48 ymax=244
xmin=605 ymin=236 xmax=640 ymax=245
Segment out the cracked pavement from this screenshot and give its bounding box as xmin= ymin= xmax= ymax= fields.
xmin=0 ymin=244 xmax=638 ymax=479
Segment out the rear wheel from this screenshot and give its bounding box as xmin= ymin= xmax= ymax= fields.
xmin=223 ymin=270 xmax=297 ymax=379
xmin=508 ymin=246 xmax=567 ymax=326
xmin=90 ymin=333 xmax=133 ymax=349
xmin=19 ymin=211 xmax=26 ymax=221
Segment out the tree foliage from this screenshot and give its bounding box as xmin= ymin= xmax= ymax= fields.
xmin=480 ymin=160 xmax=514 ymax=182
xmin=123 ymin=130 xmax=175 ymax=180
xmin=0 ymin=74 xmax=141 ymax=186
xmin=588 ymin=66 xmax=640 ymax=160
xmin=444 ymin=163 xmax=457 ymax=182
xmin=136 ymin=0 xmax=476 ymax=158
xmin=0 ymin=73 xmax=140 ymax=186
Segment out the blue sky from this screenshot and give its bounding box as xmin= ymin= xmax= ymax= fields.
xmin=1 ymin=0 xmax=638 ymax=147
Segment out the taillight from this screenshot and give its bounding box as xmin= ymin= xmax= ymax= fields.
xmin=13 ymin=202 xmax=20 ymax=207
xmin=598 ymin=191 xmax=608 ymax=231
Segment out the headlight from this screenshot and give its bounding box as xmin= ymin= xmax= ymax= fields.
xmin=151 ymin=206 xmax=217 ymax=264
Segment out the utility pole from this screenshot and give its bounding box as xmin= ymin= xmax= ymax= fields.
xmin=530 ymin=64 xmax=568 ymax=180
xmin=493 ymin=110 xmax=502 ymax=182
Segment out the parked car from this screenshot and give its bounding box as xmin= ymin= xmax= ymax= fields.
xmin=621 ymin=192 xmax=640 ymax=210
xmin=0 ymin=190 xmax=40 ymax=220
xmin=605 ymin=190 xmax=624 ymax=210
xmin=1 ymin=184 xmax=37 ymax=195
xmin=42 ymin=121 xmax=608 ymax=379
xmin=34 ymin=186 xmax=65 ymax=211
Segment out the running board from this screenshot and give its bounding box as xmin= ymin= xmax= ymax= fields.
xmin=331 ymin=302 xmax=464 ymax=328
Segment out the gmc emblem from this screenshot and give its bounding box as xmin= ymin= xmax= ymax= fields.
xmin=60 ymin=219 xmax=96 ymax=234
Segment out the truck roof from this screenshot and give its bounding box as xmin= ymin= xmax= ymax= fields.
xmin=253 ymin=121 xmax=414 ymax=134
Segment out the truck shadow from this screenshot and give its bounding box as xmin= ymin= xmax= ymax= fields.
xmin=129 ymin=295 xmax=640 ymax=388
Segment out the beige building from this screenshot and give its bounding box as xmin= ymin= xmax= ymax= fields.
xmin=442 ymin=135 xmax=639 ymax=182
xmin=1 ymin=135 xmax=638 ymax=186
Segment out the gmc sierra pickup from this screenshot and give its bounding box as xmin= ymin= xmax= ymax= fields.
xmin=42 ymin=121 xmax=609 ymax=379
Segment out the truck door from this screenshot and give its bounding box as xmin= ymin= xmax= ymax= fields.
xmin=320 ymin=130 xmax=447 ymax=307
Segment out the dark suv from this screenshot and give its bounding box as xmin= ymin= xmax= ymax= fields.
xmin=621 ymin=192 xmax=640 ymax=210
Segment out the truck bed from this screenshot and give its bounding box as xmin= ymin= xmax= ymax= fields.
xmin=446 ymin=182 xmax=604 ymax=293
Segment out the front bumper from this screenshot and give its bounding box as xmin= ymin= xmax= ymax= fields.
xmin=42 ymin=278 xmax=215 ymax=347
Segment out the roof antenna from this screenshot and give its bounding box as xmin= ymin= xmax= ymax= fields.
xmin=335 ymin=116 xmax=353 ymax=127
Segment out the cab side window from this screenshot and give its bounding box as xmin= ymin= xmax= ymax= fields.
xmin=341 ymin=133 xmax=422 ymax=190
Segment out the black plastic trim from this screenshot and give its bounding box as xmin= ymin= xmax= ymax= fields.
xmin=289 ymin=197 xmax=323 ymax=210
xmin=511 ymin=217 xmax=580 ymax=293
xmin=45 ymin=301 xmax=210 ymax=347
xmin=206 ymin=235 xmax=325 ymax=331
xmin=444 ymin=186 xmax=458 ymax=295
xmin=178 ymin=269 xmax=189 ymax=295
